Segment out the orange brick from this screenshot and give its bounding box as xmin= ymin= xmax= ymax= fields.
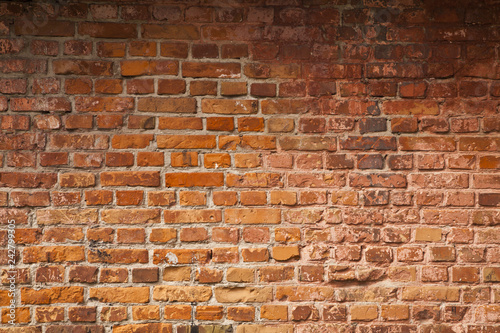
xmin=179 ymin=191 xmax=206 ymax=206
xmin=164 ymin=305 xmax=191 ymax=320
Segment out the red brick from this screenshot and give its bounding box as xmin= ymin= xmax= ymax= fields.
xmin=64 ymin=40 xmax=92 ymax=56
xmin=11 ymin=97 xmax=71 ymax=112
xmin=212 ymin=227 xmax=239 ymax=244
xmin=0 ymin=172 xmax=57 ymax=189
xmin=179 ymin=191 xmax=206 ymax=206
xmin=225 ymin=208 xmax=281 ymax=224
xmin=190 ymin=80 xmax=217 ymax=96
xmin=52 ymin=192 xmax=81 ymax=206
xmin=152 ymin=4 xmax=182 ymax=21
xmin=383 ymin=100 xmax=439 ymax=115
xmin=127 ymin=79 xmax=154 ymax=94
xmin=76 ymin=97 xmax=134 ymax=113
xmin=391 ymin=117 xmax=418 ymax=133
xmin=246 ymin=63 xmax=301 ymax=79
xmin=203 ymin=25 xmax=263 ymax=42
xmin=0 ymin=78 xmax=26 ymax=94
xmin=15 ymin=20 xmax=75 ymax=37
xmin=205 ymin=99 xmax=258 ymax=115
xmin=421 ymin=118 xmax=449 ymax=133
xmin=251 ymin=83 xmax=276 ymax=97
xmin=95 ymin=79 xmax=122 ymax=94
xmin=160 ymin=42 xmax=189 ymax=58
xmin=101 ymin=171 xmax=160 ymax=187
xmin=149 ymin=228 xmax=176 ymax=243
xmin=400 ymin=82 xmax=427 ymax=98
xmin=241 ymin=192 xmax=267 ymax=206
xmin=132 ymin=268 xmax=159 ymax=283
xmin=86 ymin=228 xmax=113 ymax=243
xmin=262 ymin=99 xmax=315 ymax=114
xmin=213 ymin=192 xmax=238 ymax=206
xmin=138 ymin=97 xmax=195 ymax=113
xmin=399 ymin=137 xmax=456 ymax=151
xmin=222 ymin=44 xmax=248 ymax=59
xmin=85 ymin=190 xmax=113 ymax=206
xmin=158 ymin=135 xmax=215 ymax=149
xmin=40 ymin=152 xmax=68 ymax=167
xmin=183 ymin=62 xmax=241 ymax=78
xmin=68 ymin=306 xmax=96 ymax=322
xmin=32 ymin=78 xmax=60 ymax=94
xmin=221 ymin=82 xmax=246 ymax=96
xmin=79 ymin=22 xmax=136 ymax=39
xmin=137 ymin=152 xmax=164 ymax=166
xmin=185 ymin=6 xmax=213 ymax=22
xmin=116 ymin=191 xmax=143 ymax=206
xmin=65 ymin=78 xmax=92 ymax=94
xmin=238 ymin=117 xmax=265 ymax=132
xmin=192 ymin=43 xmax=218 ymax=58
xmin=158 ymin=79 xmax=186 ymax=95
xmin=54 ymin=60 xmax=113 ymax=76
xmin=121 ymin=60 xmax=178 ymax=76
xmin=7 ymin=151 xmax=36 ymax=167
xmin=159 ymin=117 xmax=202 ymax=130
xmin=165 ymin=173 xmax=224 ymax=187
xmin=97 ymin=115 xmax=123 ymax=129
xmin=340 ymin=136 xmax=396 ymax=150
xmin=219 ymin=135 xmax=276 ymax=150
xmin=180 ymin=227 xmax=208 ymax=242
xmin=0 ymin=58 xmax=46 ymax=74
xmin=105 ymin=152 xmax=134 ymax=167
xmin=204 ymin=153 xmax=231 ymax=169
xmin=129 ymin=41 xmax=156 ymax=57
xmin=0 ymin=115 xmax=30 ymax=130
xmin=142 ymin=24 xmax=199 ymax=39
xmin=64 ymin=115 xmax=92 ymax=129
xmin=228 ymin=306 xmax=255 ymax=322
xmin=111 ymin=134 xmax=153 ymax=149
xmin=11 ymin=192 xmax=50 ymax=207
xmin=484 ymin=117 xmax=500 ymax=133
xmin=31 ymin=40 xmax=58 ymax=56
xmin=148 ymin=192 xmax=175 ymax=207
xmin=73 ymin=153 xmax=103 ymax=168
xmin=459 ymin=137 xmax=500 ymax=151
xmin=170 ymin=152 xmax=199 ymax=167
xmin=117 ymin=228 xmax=145 ymax=244
xmin=242 ymin=227 xmax=269 ymax=243
xmin=97 ymin=42 xmax=126 ymax=58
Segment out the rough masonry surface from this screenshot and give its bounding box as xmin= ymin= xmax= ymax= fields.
xmin=0 ymin=0 xmax=500 ymax=332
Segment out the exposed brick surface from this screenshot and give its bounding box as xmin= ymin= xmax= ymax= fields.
xmin=1 ymin=0 xmax=500 ymax=331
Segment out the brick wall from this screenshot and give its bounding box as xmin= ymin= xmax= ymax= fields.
xmin=1 ymin=0 xmax=500 ymax=332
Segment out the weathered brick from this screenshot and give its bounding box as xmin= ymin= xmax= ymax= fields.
xmin=101 ymin=171 xmax=160 ymax=187
xmin=88 ymin=249 xmax=148 ymax=264
xmin=79 ymin=22 xmax=136 ymax=39
xmin=37 ymin=209 xmax=98 ymax=225
xmin=203 ymin=99 xmax=257 ymax=114
xmin=138 ymin=97 xmax=196 ymax=113
xmin=102 ymin=209 xmax=161 ymax=224
xmin=121 ymin=60 xmax=178 ymax=76
xmin=21 ymin=287 xmax=84 ymax=305
xmin=53 ymin=60 xmax=112 ymax=76
xmin=153 ymin=286 xmax=212 ymax=302
xmin=142 ymin=24 xmax=199 ymax=39
xmin=89 ymin=287 xmax=149 ymax=303
xmin=225 ymin=208 xmax=281 ymax=224
xmin=183 ymin=62 xmax=240 ymax=78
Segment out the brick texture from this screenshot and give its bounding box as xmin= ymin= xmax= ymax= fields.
xmin=1 ymin=0 xmax=500 ymax=332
